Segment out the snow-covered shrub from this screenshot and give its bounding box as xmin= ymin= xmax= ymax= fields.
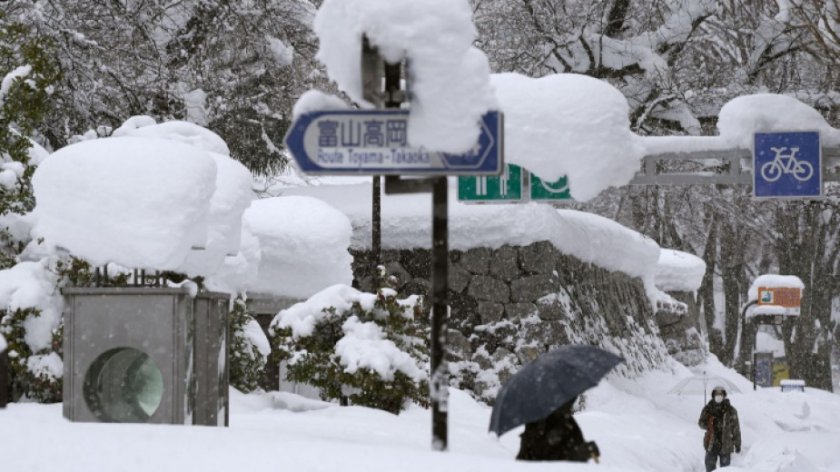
xmin=0 ymin=307 xmax=62 ymax=402
xmin=270 ymin=284 xmax=429 ymax=414
xmin=228 ymin=297 xmax=269 ymax=392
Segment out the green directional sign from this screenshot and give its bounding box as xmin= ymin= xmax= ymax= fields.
xmin=458 ymin=164 xmax=573 ymax=203
xmin=458 ymin=163 xmax=523 ymax=202
xmin=531 ymin=172 xmax=572 ymax=201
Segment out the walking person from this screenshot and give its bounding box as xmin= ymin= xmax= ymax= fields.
xmin=516 ymin=395 xmax=600 ymax=462
xmin=698 ymin=385 xmax=742 ymax=471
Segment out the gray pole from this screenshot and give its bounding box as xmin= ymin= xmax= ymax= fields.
xmin=362 ymin=36 xmax=384 ymax=285
xmin=430 ymin=176 xmax=449 ymax=451
xmin=0 ymin=349 xmax=9 ymax=407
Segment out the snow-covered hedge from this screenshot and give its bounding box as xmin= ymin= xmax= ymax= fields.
xmin=269 ymin=283 xmax=429 ymax=414
xmin=228 ymin=298 xmax=269 ymax=393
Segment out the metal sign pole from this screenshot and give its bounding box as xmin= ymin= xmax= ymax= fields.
xmin=362 ymin=36 xmax=384 ymax=283
xmin=430 ymin=176 xmax=449 ymax=451
xmin=360 ymin=35 xmax=449 ymax=451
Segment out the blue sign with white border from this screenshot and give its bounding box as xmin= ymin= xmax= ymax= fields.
xmin=753 ymin=131 xmax=821 ymax=198
xmin=284 ymin=110 xmax=503 ymax=175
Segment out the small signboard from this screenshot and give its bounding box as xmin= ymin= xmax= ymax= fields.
xmin=284 ymin=110 xmax=503 ymax=175
xmin=756 ymin=286 xmax=802 ymax=316
xmin=530 ymin=173 xmax=571 ymax=201
xmin=753 ymin=131 xmax=821 ymax=198
xmin=458 ymin=164 xmax=572 ymax=203
xmin=458 ymin=163 xmax=523 ymax=202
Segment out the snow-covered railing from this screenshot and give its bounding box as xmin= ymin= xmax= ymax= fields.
xmin=632 ymin=138 xmax=840 ymax=186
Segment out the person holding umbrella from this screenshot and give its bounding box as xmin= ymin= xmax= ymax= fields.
xmin=489 ymin=345 xmax=623 ymax=463
xmin=516 ymin=395 xmax=599 ymax=461
xmin=698 ymin=385 xmax=741 ymax=471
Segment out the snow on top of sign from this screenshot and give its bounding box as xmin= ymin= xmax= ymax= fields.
xmin=313 ymin=0 xmax=495 ymax=154
xmin=756 ymin=331 xmax=786 ymax=356
xmin=718 ymin=94 xmax=840 ymax=149
xmin=243 ymin=196 xmax=353 ymax=298
xmin=748 ymin=304 xmax=788 ymax=318
xmin=32 ymin=136 xmax=217 ymax=270
xmin=0 ymin=260 xmax=60 ymax=352
xmin=292 ymin=90 xmax=349 ymax=119
xmin=747 ymin=274 xmax=805 ymax=301
xmin=491 ymin=73 xmax=644 ymax=201
xmin=113 ymin=117 xmax=232 ymax=156
xmin=654 ymin=249 xmax=706 ymax=292
xmin=279 ymin=182 xmax=660 ymax=282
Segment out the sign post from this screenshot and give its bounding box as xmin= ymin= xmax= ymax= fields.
xmin=285 ymin=40 xmax=504 ymax=453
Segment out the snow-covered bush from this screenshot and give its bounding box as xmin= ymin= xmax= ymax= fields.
xmin=270 ymin=284 xmax=429 ymax=414
xmin=228 ymin=297 xmax=269 ymax=393
xmin=0 ymin=307 xmax=62 ymax=402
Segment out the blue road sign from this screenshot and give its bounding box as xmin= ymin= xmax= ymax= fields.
xmin=284 ymin=110 xmax=503 ymax=175
xmin=754 ymin=131 xmax=821 ymax=198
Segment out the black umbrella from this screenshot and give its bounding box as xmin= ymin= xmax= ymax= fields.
xmin=489 ymin=345 xmax=623 ymax=436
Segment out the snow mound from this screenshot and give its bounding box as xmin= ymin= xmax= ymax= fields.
xmin=32 ymin=136 xmax=217 ymax=270
xmin=654 ymin=249 xmax=706 ymax=292
xmin=244 ymin=196 xmax=353 ymax=298
xmin=747 ymin=274 xmax=804 ymax=302
xmin=204 ymin=222 xmax=262 ymax=296
xmin=179 ymin=152 xmax=253 ymax=277
xmin=491 ymin=73 xmax=644 ymax=201
xmin=718 ymin=94 xmax=840 ymax=148
xmin=280 ymin=183 xmax=660 ymax=282
xmin=113 ymin=117 xmax=231 ymax=156
xmin=313 ymin=0 xmax=495 ymax=153
xmin=292 ymin=90 xmax=349 ymax=119
xmin=271 ymin=284 xmax=376 ymax=338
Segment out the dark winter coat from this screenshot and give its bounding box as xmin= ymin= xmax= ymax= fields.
xmin=516 ymin=404 xmax=599 ymax=462
xmin=698 ymin=398 xmax=741 ymax=454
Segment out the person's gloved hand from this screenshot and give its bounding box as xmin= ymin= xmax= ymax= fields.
xmin=735 ymin=446 xmax=741 ymax=454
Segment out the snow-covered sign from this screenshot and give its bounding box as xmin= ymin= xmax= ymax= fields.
xmin=284 ymin=110 xmax=502 ymax=175
xmin=748 ymin=274 xmax=804 ymax=317
xmin=311 ymin=0 xmax=495 ymax=154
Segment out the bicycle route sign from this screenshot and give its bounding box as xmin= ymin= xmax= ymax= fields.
xmin=753 ymin=131 xmax=821 ymax=198
xmin=284 ymin=110 xmax=503 ymax=175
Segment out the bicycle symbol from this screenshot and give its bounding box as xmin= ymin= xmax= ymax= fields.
xmin=760 ymin=147 xmax=814 ymax=183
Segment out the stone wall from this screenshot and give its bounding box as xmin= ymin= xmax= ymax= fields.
xmin=352 ymin=240 xmax=673 ymax=402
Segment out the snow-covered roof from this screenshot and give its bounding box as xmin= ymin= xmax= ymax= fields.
xmin=654 ymin=249 xmax=706 ymax=292
xmin=491 ymin=73 xmax=644 ymax=201
xmin=747 ymin=274 xmax=805 ymax=302
xmin=313 ymin=0 xmax=495 ymax=154
xmin=243 ymin=196 xmax=353 ymax=298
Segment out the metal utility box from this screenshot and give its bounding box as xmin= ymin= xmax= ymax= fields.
xmin=62 ymin=287 xmax=229 ymax=426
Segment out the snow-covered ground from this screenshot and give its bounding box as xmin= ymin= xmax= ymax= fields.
xmin=2 ymin=355 xmax=838 ymax=472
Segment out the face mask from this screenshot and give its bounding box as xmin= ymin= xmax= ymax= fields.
xmin=714 ymin=395 xmax=724 ymax=403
